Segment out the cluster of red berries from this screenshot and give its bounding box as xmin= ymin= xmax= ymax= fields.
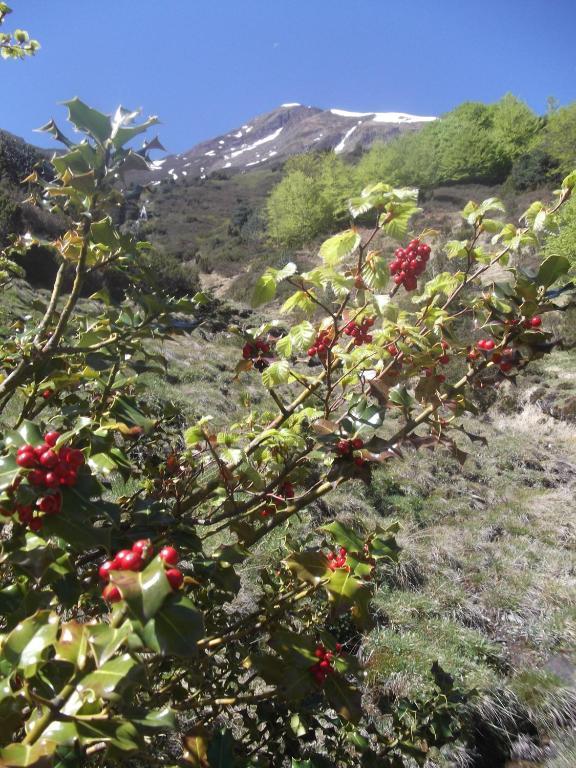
xmin=468 ymin=339 xmax=517 ymax=373
xmin=342 ymin=316 xmax=375 ymax=347
xmin=335 ymin=437 xmax=366 ymax=467
xmin=242 ymin=338 xmax=271 ymax=372
xmin=307 ymin=329 xmax=332 ymax=359
xmin=0 ymin=431 xmax=84 ymax=531
xmin=100 ymin=542 xmax=183 ymax=603
xmin=326 ymin=547 xmax=348 ymax=571
xmin=389 ymin=238 xmax=431 ymax=292
xmin=15 ymin=432 xmax=84 ymax=487
xmin=309 ymin=643 xmax=342 ymax=686
xmin=259 ymin=481 xmax=295 ymax=518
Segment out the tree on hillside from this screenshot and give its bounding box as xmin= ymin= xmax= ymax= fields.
xmin=490 ymin=93 xmax=541 ymax=161
xmin=543 ymin=102 xmax=576 ymax=174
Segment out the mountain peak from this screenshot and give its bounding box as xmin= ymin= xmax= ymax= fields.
xmin=143 ymin=103 xmax=437 ymax=183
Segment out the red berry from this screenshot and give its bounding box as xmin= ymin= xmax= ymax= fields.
xmin=335 ymin=643 xmax=342 ymax=652
xmin=16 ymin=452 xmax=38 ymax=469
xmin=102 ymin=584 xmax=122 ymax=603
xmin=354 ymin=457 xmax=366 ymax=467
xmin=438 ymin=355 xmax=450 ymax=365
xmin=44 ymin=431 xmax=60 ymax=447
xmin=42 ymin=389 xmax=53 ymax=400
xmin=44 ymin=472 xmax=60 ymax=488
xmin=29 ymin=517 xmax=43 ymax=532
xmin=387 ymin=344 xmax=399 ymax=356
xmin=98 ymin=560 xmax=116 ymax=581
xmin=159 ymin=546 xmax=179 ymax=566
xmin=500 ymin=362 xmax=514 ymax=373
xmin=67 ymin=449 xmax=85 ymax=468
xmin=351 ymin=438 xmax=364 ymax=449
xmin=307 ymin=347 xmax=316 ymax=357
xmin=114 ymin=549 xmax=131 ymax=568
xmin=17 ymin=505 xmax=33 ymax=523
xmin=529 ymin=316 xmax=542 ymax=328
xmin=132 ymin=539 xmax=153 ymax=558
xmin=61 ymin=469 xmax=78 ymax=487
xmin=166 ymin=568 xmax=183 ymax=590
xmin=37 ymin=494 xmax=61 ymax=515
xmin=119 ymin=551 xmax=143 ymax=571
xmin=39 ymin=450 xmax=58 ymax=469
xmin=28 ymin=470 xmax=46 ymax=487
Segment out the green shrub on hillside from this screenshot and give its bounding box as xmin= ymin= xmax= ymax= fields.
xmin=268 ymin=94 xmax=552 ymax=246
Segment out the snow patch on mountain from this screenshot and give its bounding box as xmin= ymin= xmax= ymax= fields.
xmin=330 ymin=108 xmax=436 ymax=123
xmin=229 ymin=126 xmax=284 ymax=159
xmin=334 ymin=122 xmax=361 ymax=154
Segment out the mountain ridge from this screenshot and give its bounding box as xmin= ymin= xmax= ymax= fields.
xmin=144 ymin=103 xmax=437 ymax=183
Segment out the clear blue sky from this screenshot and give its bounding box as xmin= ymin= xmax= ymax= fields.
xmin=3 ymin=0 xmax=576 ymax=154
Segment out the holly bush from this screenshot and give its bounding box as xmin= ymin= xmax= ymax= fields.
xmin=0 ymin=100 xmax=575 ymax=768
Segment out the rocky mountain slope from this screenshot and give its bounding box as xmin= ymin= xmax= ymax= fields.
xmin=143 ymin=103 xmax=436 ymax=182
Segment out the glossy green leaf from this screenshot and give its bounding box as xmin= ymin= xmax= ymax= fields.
xmin=3 ymin=610 xmax=58 ymax=677
xmin=321 ymin=521 xmax=364 ymax=553
xmin=62 ymin=98 xmax=111 ymax=144
xmin=140 ymin=593 xmax=204 ymax=657
xmin=54 ymin=621 xmax=88 ymax=669
xmin=0 ymin=741 xmax=56 ymax=767
xmin=111 ymin=556 xmax=172 ymax=623
xmin=0 ymin=453 xmax=19 ymax=493
xmin=284 ymin=551 xmax=331 ymax=583
xmin=86 ymin=620 xmax=133 ymax=667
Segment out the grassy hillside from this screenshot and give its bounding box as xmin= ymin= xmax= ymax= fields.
xmin=111 ymin=305 xmax=576 ymax=767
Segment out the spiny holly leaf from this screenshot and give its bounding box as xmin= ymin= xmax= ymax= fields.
xmin=139 ymin=593 xmax=205 ymax=657
xmin=86 ymin=620 xmax=133 ymax=666
xmin=43 ymin=489 xmax=111 ymax=551
xmin=321 ymin=521 xmax=364 ymax=553
xmin=0 ymin=453 xmax=19 ymax=494
xmin=0 ymin=741 xmax=56 ymax=768
xmin=2 ymin=421 xmax=44 ymax=449
xmin=62 ymin=98 xmax=111 ymax=145
xmin=3 ymin=610 xmax=59 ymax=677
xmin=111 ymin=556 xmax=172 ymax=622
xmin=326 ymin=569 xmax=373 ymax=629
xmin=284 ymin=551 xmax=331 ymax=583
xmin=62 ymin=653 xmax=141 ymax=716
xmin=54 ymin=621 xmax=88 ymax=669
xmin=324 ymin=672 xmax=363 ymax=723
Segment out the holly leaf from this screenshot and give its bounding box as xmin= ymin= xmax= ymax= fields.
xmin=140 ymin=593 xmax=205 ymax=658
